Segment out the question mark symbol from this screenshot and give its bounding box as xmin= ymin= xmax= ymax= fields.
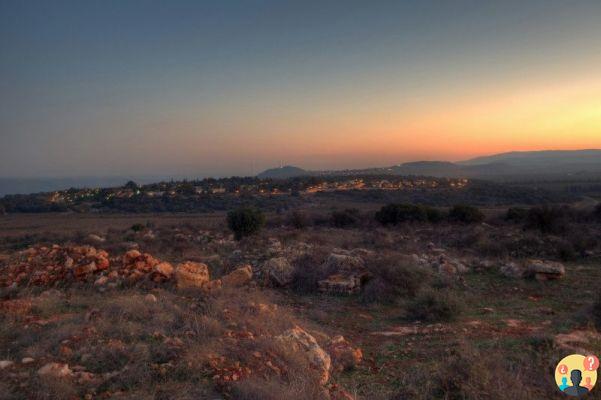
xmin=584 ymin=355 xmax=599 ymax=371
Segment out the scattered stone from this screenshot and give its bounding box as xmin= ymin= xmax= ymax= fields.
xmin=222 ymin=265 xmax=253 ymax=287
xmin=276 ymin=326 xmax=331 ymax=384
xmin=175 ymin=262 xmax=210 ymax=289
xmin=152 ymin=262 xmax=174 ymax=281
xmin=38 ymin=362 xmax=73 ymax=378
xmin=318 ymin=274 xmax=363 ymax=295
xmin=94 ymin=276 xmax=108 ymax=286
xmin=500 ymin=261 xmax=523 ymax=278
xmin=87 ymin=234 xmax=106 ymax=244
xmin=21 ymin=357 xmax=35 ymax=364
xmin=263 ymin=257 xmax=294 ymax=287
xmin=524 ymin=259 xmax=565 ymax=281
xmin=0 ymin=360 xmax=14 ymax=369
xmin=145 ymin=293 xmax=158 ymax=303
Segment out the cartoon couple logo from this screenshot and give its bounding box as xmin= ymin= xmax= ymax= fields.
xmin=555 ymin=354 xmax=599 ymax=397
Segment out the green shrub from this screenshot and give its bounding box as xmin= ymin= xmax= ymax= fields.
xmin=227 ymin=207 xmax=265 ymax=240
xmin=330 ymin=209 xmax=359 ymax=228
xmin=375 ymin=204 xmax=428 ymax=225
xmin=407 ymin=289 xmax=462 ymax=322
xmin=448 ymin=205 xmax=485 ymax=224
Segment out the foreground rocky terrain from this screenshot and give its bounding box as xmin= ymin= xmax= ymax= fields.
xmin=1 ymin=207 xmax=600 ymax=399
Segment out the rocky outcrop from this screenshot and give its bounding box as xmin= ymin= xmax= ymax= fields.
xmin=276 ymin=326 xmax=331 ymax=385
xmin=318 ymin=252 xmax=370 ymax=295
xmin=524 ymin=259 xmax=565 ymax=281
xmin=221 ymin=265 xmax=253 ymax=287
xmin=500 ymin=259 xmax=565 ymax=281
xmin=322 ymin=253 xmax=365 ymax=275
xmin=175 ymin=262 xmax=210 ymax=289
xmin=318 ymin=274 xmax=363 ymax=295
xmin=38 ymin=362 xmax=73 ymax=378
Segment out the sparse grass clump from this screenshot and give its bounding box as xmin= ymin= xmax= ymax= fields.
xmin=362 ymin=256 xmax=431 ymax=304
xmin=406 ymin=289 xmax=462 ymax=322
xmin=227 ymin=207 xmax=265 ymax=240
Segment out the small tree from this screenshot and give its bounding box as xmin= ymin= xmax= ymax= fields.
xmin=449 ymin=205 xmax=485 ymax=224
xmin=227 ymin=207 xmax=265 ymax=240
xmin=124 ymin=180 xmax=139 ymax=190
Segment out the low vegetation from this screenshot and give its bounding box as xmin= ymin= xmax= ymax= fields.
xmin=406 ymin=288 xmax=462 ymax=322
xmin=227 ymin=207 xmax=266 ymax=240
xmin=448 ymin=204 xmax=485 ymax=224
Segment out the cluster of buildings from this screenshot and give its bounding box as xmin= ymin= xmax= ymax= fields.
xmin=43 ymin=176 xmax=469 ymax=205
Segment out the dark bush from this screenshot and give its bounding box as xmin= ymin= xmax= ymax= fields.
xmin=291 ymin=252 xmax=329 ymax=294
xmin=289 ymin=210 xmax=310 ymax=229
xmin=525 ymin=205 xmax=569 ymax=234
xmin=407 ymin=289 xmax=462 ymax=322
xmin=227 ymin=207 xmax=266 ymax=240
xmin=375 ymin=204 xmax=428 ymax=225
xmin=595 ymin=204 xmax=601 ymax=220
xmin=330 ymin=208 xmax=359 ymax=228
xmin=448 ymin=205 xmax=485 ymax=224
xmin=424 ymin=206 xmax=445 ymax=223
xmin=130 ymin=223 xmax=145 ymax=232
xmin=505 ymin=207 xmax=528 ymax=222
xmin=362 ymin=256 xmax=432 ymax=304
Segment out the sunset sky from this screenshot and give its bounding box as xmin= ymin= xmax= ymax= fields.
xmin=1 ymin=1 xmax=600 ymax=178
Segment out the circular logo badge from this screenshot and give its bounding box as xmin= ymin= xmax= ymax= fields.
xmin=555 ymin=354 xmax=598 ymax=397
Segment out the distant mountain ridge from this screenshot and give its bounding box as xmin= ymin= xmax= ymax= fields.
xmin=257 ymin=149 xmax=601 ymax=180
xmin=257 ymin=165 xmax=308 ymax=179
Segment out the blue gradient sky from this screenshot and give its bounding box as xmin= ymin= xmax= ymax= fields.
xmin=1 ymin=1 xmax=600 ymax=178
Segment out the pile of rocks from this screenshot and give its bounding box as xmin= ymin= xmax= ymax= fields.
xmin=0 ymin=245 xmax=110 ymax=287
xmin=118 ymin=249 xmax=173 ymax=284
xmin=0 ymin=245 xmax=257 ymax=290
xmin=317 ymin=252 xmax=370 ymax=295
xmin=411 ymin=252 xmax=469 ymax=275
